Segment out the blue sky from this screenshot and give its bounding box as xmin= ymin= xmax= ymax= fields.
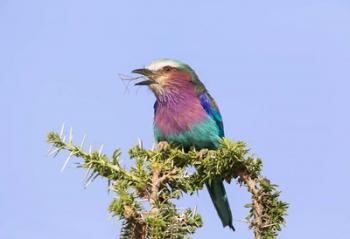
xmin=1 ymin=0 xmax=349 ymax=238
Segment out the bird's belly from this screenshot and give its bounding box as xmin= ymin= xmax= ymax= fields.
xmin=154 ymin=117 xmax=221 ymax=149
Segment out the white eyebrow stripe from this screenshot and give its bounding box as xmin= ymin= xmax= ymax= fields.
xmin=145 ymin=59 xmax=181 ymax=71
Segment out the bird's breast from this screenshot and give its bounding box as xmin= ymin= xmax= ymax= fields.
xmin=153 ymin=97 xmax=221 ymax=148
xmin=154 ymin=97 xmax=207 ymax=136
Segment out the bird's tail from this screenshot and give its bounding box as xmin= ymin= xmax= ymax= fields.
xmin=206 ymin=177 xmax=235 ymax=231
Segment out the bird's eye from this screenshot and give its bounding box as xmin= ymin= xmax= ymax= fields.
xmin=163 ymin=66 xmax=172 ymax=72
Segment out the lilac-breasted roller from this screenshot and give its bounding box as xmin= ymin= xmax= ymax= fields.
xmin=132 ymin=59 xmax=234 ymax=230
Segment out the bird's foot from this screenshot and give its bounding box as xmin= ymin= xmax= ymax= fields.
xmin=197 ymin=149 xmax=209 ymax=160
xmin=157 ymin=141 xmax=170 ymax=151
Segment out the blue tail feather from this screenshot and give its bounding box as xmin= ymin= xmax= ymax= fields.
xmin=206 ymin=177 xmax=235 ymax=231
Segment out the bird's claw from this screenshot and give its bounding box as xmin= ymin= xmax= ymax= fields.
xmin=157 ymin=141 xmax=170 ymax=151
xmin=197 ymin=149 xmax=209 ymax=160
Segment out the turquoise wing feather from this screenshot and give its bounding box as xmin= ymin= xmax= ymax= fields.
xmin=199 ymin=93 xmax=224 ymax=138
xmin=199 ymin=92 xmax=234 ymax=230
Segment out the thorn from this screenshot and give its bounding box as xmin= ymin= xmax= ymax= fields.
xmin=83 ymin=165 xmax=93 ymax=181
xmin=69 ymin=127 xmax=73 ymax=143
xmin=61 ymin=152 xmax=73 ymax=172
xmin=48 ymin=145 xmax=55 ymax=154
xmin=59 ymin=122 xmax=65 ymax=138
xmin=48 ymin=147 xmax=60 ymax=156
xmin=107 ymin=183 xmax=115 ymax=192
xmin=80 ymin=134 xmax=86 ymax=149
xmin=238 ymin=219 xmax=250 ymax=224
xmin=85 ymin=173 xmax=98 ymax=188
xmin=192 ymin=206 xmax=197 ymax=217
xmin=98 ymin=144 xmax=104 ymax=156
xmin=138 ymin=138 xmax=143 ymax=148
xmin=107 ymin=180 xmax=111 ymax=193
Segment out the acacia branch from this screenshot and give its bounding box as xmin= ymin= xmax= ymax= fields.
xmin=190 ymin=139 xmax=288 ymax=239
xmin=240 ymin=173 xmax=264 ymax=239
xmin=47 ymin=129 xmax=287 ymax=239
xmin=150 ymin=167 xmax=161 ymax=213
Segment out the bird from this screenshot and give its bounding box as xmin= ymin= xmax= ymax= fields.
xmin=132 ymin=58 xmax=234 ymax=231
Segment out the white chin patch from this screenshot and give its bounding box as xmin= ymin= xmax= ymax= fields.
xmin=145 ymin=59 xmax=181 ymax=71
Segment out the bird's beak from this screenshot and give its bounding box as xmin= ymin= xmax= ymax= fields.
xmin=132 ymin=68 xmax=153 ymax=76
xmin=132 ymin=68 xmax=157 ymax=86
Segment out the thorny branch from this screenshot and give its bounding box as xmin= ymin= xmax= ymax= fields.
xmin=150 ymin=167 xmax=161 ymax=213
xmin=47 ymin=128 xmax=287 ymax=239
xmin=240 ymin=173 xmax=264 ymax=239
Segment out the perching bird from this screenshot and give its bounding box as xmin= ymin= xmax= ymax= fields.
xmin=132 ymin=59 xmax=234 ymax=231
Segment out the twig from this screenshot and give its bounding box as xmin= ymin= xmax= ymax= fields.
xmin=150 ymin=167 xmax=161 ymax=213
xmin=240 ymin=173 xmax=264 ymax=239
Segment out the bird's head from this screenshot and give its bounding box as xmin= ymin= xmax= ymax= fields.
xmin=132 ymin=59 xmax=205 ymax=98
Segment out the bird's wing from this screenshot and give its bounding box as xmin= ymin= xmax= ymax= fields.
xmin=199 ymin=93 xmax=225 ymax=137
xmin=154 ymin=101 xmax=158 ymax=115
